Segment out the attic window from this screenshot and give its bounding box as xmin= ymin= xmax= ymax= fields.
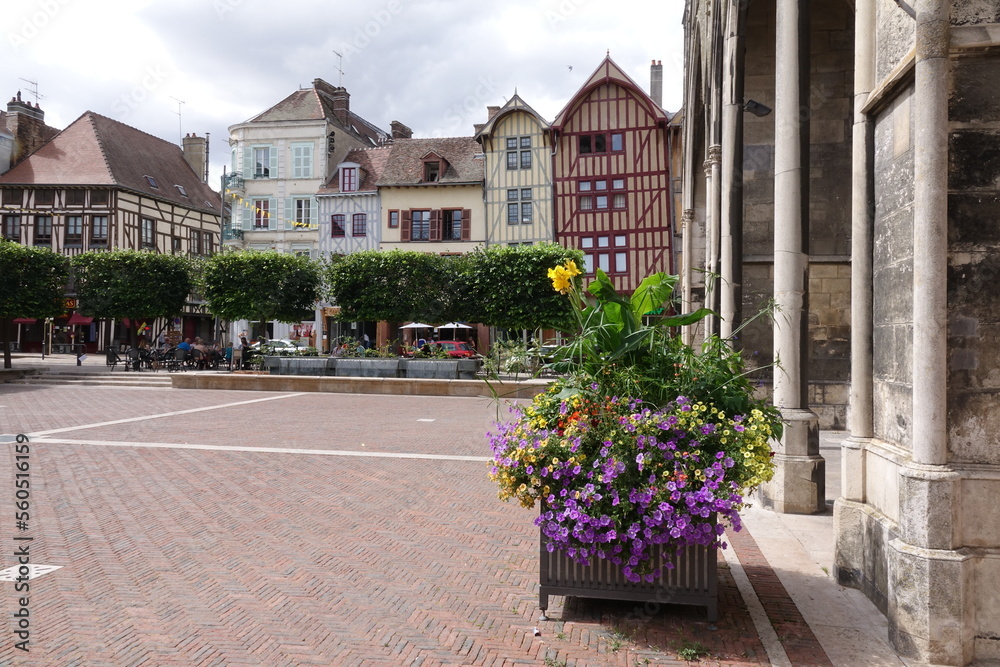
xmin=424 ymin=161 xmax=440 ymax=183
xmin=144 ymin=175 xmax=159 ymax=189
xmin=205 ymin=201 xmax=214 ymax=208
xmin=174 ymin=185 xmax=188 ymax=197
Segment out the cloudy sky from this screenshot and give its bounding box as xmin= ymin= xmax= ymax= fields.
xmin=3 ymin=0 xmax=685 ymax=186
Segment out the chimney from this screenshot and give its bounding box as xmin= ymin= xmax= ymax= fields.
xmin=487 ymin=105 xmax=501 ymax=120
xmin=182 ymin=133 xmax=208 ymax=183
xmin=7 ymin=90 xmax=49 ymax=165
xmin=650 ymin=60 xmax=663 ymax=108
xmin=390 ymin=120 xmax=412 ymax=140
xmin=331 ymin=87 xmax=350 ymax=127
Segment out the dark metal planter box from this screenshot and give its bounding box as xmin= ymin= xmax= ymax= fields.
xmin=538 ymin=535 xmax=718 ymax=622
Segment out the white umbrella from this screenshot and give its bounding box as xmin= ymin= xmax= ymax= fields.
xmin=400 ymin=322 xmax=432 ymax=329
xmin=437 ymin=322 xmax=473 ymax=330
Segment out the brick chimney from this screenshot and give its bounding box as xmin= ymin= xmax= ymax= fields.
xmin=330 ymin=87 xmax=350 ymax=127
xmin=650 ymin=60 xmax=663 ymax=108
xmin=182 ymin=133 xmax=208 ymax=182
xmin=390 ymin=120 xmax=412 ymax=140
xmin=6 ymin=91 xmax=50 ymax=165
xmin=487 ymin=105 xmax=501 ymax=120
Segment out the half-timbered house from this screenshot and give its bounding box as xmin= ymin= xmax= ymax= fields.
xmin=316 ymin=146 xmax=390 ymax=257
xmin=551 ymin=56 xmax=674 ymax=294
xmin=0 ymin=110 xmax=221 ymax=352
xmin=474 ymin=94 xmax=555 ymax=246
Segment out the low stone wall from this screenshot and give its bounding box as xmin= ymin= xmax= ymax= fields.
xmin=171 ymin=372 xmax=548 ymax=399
xmin=263 ymin=356 xmax=481 ymax=380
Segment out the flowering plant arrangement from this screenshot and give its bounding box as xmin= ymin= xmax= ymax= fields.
xmin=488 ymin=262 xmax=782 ymax=581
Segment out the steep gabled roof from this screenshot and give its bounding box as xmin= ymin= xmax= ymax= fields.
xmin=0 ymin=111 xmax=220 ymax=213
xmin=474 ymin=93 xmax=550 ymax=141
xmin=376 ymin=137 xmax=483 ymax=187
xmin=551 ymin=56 xmax=669 ymax=130
xmin=316 ymin=146 xmax=392 ymax=195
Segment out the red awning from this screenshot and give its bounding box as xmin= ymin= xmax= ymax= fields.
xmin=12 ymin=318 xmax=36 ymax=325
xmin=67 ymin=313 xmax=94 ymax=326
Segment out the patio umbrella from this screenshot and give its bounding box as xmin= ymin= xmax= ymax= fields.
xmin=437 ymin=322 xmax=472 ymax=330
xmin=400 ymin=322 xmax=432 ymax=329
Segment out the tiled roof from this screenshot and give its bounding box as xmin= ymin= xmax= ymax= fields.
xmin=243 ymin=80 xmax=389 ymax=148
xmin=474 ymin=93 xmax=550 ymax=141
xmin=316 ymin=146 xmax=392 ymax=195
xmin=0 ymin=111 xmax=220 ymax=213
xmin=376 ymin=137 xmax=484 ymax=187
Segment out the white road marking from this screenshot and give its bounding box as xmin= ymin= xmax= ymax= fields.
xmin=0 ymin=564 xmax=63 ymax=581
xmin=27 ymin=393 xmax=308 ymax=437
xmin=30 ymin=437 xmax=491 ymax=462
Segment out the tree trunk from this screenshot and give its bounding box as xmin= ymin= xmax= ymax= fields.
xmin=1 ymin=317 xmax=11 ymax=369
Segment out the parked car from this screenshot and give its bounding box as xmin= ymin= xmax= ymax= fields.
xmin=433 ymin=340 xmax=476 ymax=358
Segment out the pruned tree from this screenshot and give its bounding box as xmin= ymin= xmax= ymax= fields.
xmin=0 ymin=240 xmax=70 ymax=369
xmin=201 ymin=250 xmax=322 ymax=338
xmin=71 ymin=250 xmax=193 ymax=347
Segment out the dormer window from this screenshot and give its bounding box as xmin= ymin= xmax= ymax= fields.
xmin=144 ymin=175 xmax=158 ymax=189
xmin=174 ymin=185 xmax=188 ymax=197
xmin=341 ymin=166 xmax=358 ymax=192
xmin=424 ymin=161 xmax=440 ymax=182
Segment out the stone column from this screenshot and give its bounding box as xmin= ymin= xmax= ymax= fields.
xmin=760 ymin=0 xmax=825 ymax=514
xmin=704 ymin=146 xmax=722 ymax=336
xmin=911 ymin=0 xmax=949 ymax=467
xmin=681 ymin=208 xmax=696 ymax=346
xmin=720 ymin=8 xmax=746 ymax=342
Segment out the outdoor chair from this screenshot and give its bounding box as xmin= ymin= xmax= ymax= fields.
xmin=106 ymin=348 xmax=122 ymax=370
xmin=125 ymin=347 xmax=143 ymax=372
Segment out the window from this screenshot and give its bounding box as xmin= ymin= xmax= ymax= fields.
xmin=388 ymin=210 xmax=399 ymax=228
xmin=292 ymin=144 xmax=313 ymax=179
xmin=507 ymin=202 xmax=519 ymax=224
xmin=35 ymin=216 xmax=52 ymax=244
xmin=578 ymin=179 xmax=623 ymax=212
xmin=2 ymin=215 xmax=20 ymax=241
xmin=91 ymin=216 xmax=108 ymax=244
xmin=172 ymin=235 xmax=182 ymax=253
xmin=341 ymin=167 xmax=358 ymax=192
xmin=35 ymin=189 xmax=54 ymax=205
xmin=520 ymin=149 xmax=531 ymax=169
xmin=141 ymin=218 xmax=156 ymax=249
xmin=91 ymin=190 xmax=108 ymax=206
xmin=579 ymin=235 xmax=627 ymax=274
xmin=143 ymin=175 xmax=158 ymax=189
xmin=174 ymin=185 xmax=188 ymax=197
xmin=253 ymin=147 xmax=271 ymax=178
xmin=67 ymin=190 xmax=86 ymax=206
xmin=190 ymin=230 xmax=203 ymax=255
xmin=2 ymin=189 xmax=23 ymax=206
xmin=442 ymin=210 xmax=462 ymax=240
xmin=613 ymin=193 xmax=627 ymax=210
xmin=506 ymin=151 xmax=518 ymax=170
xmin=506 ymin=136 xmax=531 ymax=169
xmin=579 ymin=134 xmax=606 ymax=154
xmin=66 ymin=216 xmax=83 ymax=245
xmin=352 ymin=213 xmax=366 ymax=237
xmin=611 ymin=133 xmax=624 ymax=152
xmin=204 ymin=232 xmax=213 ymax=255
xmin=411 ymin=210 xmax=430 ymax=241
xmin=253 ymin=199 xmax=270 ymax=229
xmin=331 ymin=214 xmax=346 ymax=237
xmin=294 ymin=199 xmax=311 ymax=227
xmin=424 ymin=161 xmax=440 ymax=182
xmin=506 ymin=189 xmax=533 ymax=224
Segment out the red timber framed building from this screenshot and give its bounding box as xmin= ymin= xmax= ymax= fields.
xmin=551 ymin=56 xmax=675 ymax=294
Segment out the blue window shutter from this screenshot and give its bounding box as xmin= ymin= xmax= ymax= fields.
xmin=284 ymin=198 xmax=293 ymax=230
xmin=270 ymin=149 xmax=278 ymax=180
xmin=241 ymin=202 xmax=251 ymax=231
xmin=270 ymin=197 xmax=279 ymax=231
xmin=242 ymin=147 xmax=252 ymax=177
xmin=310 ymin=197 xmax=317 ymax=227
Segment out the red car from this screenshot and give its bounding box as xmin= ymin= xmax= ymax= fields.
xmin=434 ymin=340 xmax=476 ymax=358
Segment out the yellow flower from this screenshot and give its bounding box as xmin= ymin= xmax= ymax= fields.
xmin=564 ymin=260 xmax=581 ymax=277
xmin=548 ymin=265 xmax=571 ymax=293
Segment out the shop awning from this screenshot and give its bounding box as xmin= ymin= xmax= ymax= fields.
xmin=12 ymin=318 xmax=36 ymax=325
xmin=67 ymin=313 xmax=94 ymax=326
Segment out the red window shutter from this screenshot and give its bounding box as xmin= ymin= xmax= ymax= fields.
xmin=461 ymin=209 xmax=471 ymax=241
xmin=401 ymin=210 xmax=412 ymax=241
xmin=429 ymin=210 xmax=441 ymax=242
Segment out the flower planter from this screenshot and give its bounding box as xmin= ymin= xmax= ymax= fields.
xmin=538 ymin=530 xmax=718 ymax=622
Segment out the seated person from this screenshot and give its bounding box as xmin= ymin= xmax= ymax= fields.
xmin=177 ymin=338 xmax=192 ymax=352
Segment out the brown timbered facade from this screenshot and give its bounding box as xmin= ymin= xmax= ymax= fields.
xmin=0 ymin=111 xmax=221 ymax=352
xmin=551 ymin=57 xmax=674 ymax=294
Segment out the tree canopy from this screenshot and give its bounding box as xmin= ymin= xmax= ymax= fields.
xmin=201 ymin=250 xmax=322 ymax=331
xmin=0 ymin=240 xmax=71 ymax=368
xmin=71 ymin=250 xmax=193 ymax=326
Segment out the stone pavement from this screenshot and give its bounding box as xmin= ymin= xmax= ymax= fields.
xmin=0 ymin=356 xmax=920 ymax=666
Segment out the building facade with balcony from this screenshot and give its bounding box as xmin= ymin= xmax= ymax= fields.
xmin=0 ymin=110 xmax=221 ymax=352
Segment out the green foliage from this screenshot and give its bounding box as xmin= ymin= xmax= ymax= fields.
xmin=676 ymin=639 xmax=708 ymax=661
xmin=0 ymin=240 xmax=70 ymax=320
xmin=463 ymin=243 xmax=582 ymax=330
xmin=201 ymin=249 xmax=321 ymax=325
xmin=324 ymin=250 xmax=455 ymax=323
xmin=71 ymin=250 xmax=192 ymax=321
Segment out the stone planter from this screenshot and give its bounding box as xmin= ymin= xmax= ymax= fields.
xmin=538 ymin=532 xmax=719 ymax=622
xmin=335 ymin=358 xmax=401 ymax=378
xmin=263 ymin=356 xmax=481 ymax=380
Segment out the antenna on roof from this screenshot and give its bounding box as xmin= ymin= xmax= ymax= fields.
xmin=18 ymin=78 xmax=44 ymax=104
xmin=169 ymin=96 xmax=185 ymax=144
xmin=332 ymin=50 xmax=345 ymax=86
